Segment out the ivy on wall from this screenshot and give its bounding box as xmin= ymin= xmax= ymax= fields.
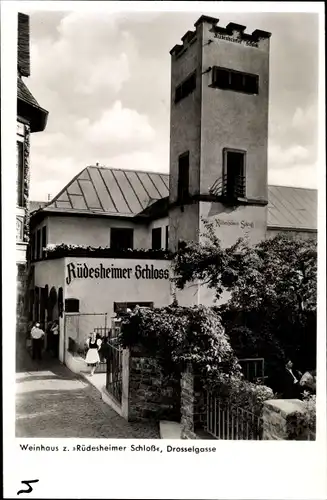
xmin=120 ymin=305 xmax=238 ymax=376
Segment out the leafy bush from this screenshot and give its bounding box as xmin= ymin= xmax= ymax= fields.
xmin=207 ymin=372 xmax=274 ymax=414
xmin=119 ymin=304 xmax=241 ymax=378
xmin=120 ymin=304 xmax=275 ymax=412
xmin=301 ymin=392 xmax=316 ymax=434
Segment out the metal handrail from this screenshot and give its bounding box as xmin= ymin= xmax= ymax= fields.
xmin=209 ymin=174 xmax=246 ymax=199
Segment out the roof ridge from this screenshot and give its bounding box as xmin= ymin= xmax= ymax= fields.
xmin=87 ymin=165 xmax=169 ymax=177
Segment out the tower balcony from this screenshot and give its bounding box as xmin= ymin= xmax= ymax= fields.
xmin=209 ymin=174 xmax=246 ymax=203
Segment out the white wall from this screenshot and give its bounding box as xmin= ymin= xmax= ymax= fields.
xmin=64 ymin=257 xmax=172 ymax=318
xmin=198 ymin=202 xmax=267 ymax=306
xmin=33 ymin=255 xmax=173 ymax=365
xmin=34 ymin=258 xmax=65 ymax=290
xmin=47 ymin=215 xmax=149 ymax=249
xmin=31 ymin=217 xmax=50 ymax=260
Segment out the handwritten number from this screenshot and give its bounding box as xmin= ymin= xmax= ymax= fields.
xmin=17 ymin=479 xmax=39 ymax=495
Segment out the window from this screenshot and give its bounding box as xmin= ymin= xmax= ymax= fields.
xmin=175 ymin=71 xmax=196 ymax=103
xmin=165 ymin=225 xmax=169 ymax=250
xmin=110 ymin=228 xmax=134 ymax=250
xmin=212 ymin=66 xmax=259 ymax=95
xmin=223 ymin=149 xmax=246 ymax=199
xmin=177 ymin=152 xmax=190 ymax=202
xmin=16 ymin=141 xmax=24 ymax=207
xmin=36 ymin=229 xmax=41 ymax=260
xmin=152 ymin=227 xmax=162 ymax=250
xmin=41 ymin=226 xmax=47 ymax=259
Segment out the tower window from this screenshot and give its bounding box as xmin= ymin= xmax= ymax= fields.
xmin=177 ymin=152 xmax=190 ymax=202
xmin=212 ymin=66 xmax=259 ymax=95
xmin=110 ymin=227 xmax=134 ymax=250
xmin=175 ymin=71 xmax=196 ymax=103
xmin=152 ymin=227 xmax=162 ymax=250
xmin=223 ymin=149 xmax=246 ymax=199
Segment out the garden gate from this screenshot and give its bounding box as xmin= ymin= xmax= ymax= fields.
xmin=105 ymin=318 xmax=123 ymax=405
xmin=64 ymin=312 xmax=110 ymax=371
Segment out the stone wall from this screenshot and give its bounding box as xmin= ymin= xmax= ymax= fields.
xmin=180 ymin=367 xmax=197 ymax=439
xmin=180 ymin=367 xmax=206 ymax=439
xmin=263 ymin=399 xmax=315 ymax=440
xmin=127 ymin=347 xmax=180 ymax=422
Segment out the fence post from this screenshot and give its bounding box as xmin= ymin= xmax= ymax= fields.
xmin=121 ymin=348 xmax=130 ymax=420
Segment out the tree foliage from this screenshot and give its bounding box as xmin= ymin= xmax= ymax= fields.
xmin=173 ymin=222 xmax=317 ymax=381
xmin=174 ymin=222 xmax=316 ymax=313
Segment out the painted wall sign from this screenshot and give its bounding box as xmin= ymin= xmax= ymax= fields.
xmin=66 ymin=262 xmax=170 ymax=285
xmin=216 ymin=219 xmax=255 ymax=229
xmin=214 ymin=33 xmax=259 ymax=48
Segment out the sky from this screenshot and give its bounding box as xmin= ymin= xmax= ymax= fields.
xmin=24 ymin=9 xmax=319 ymax=201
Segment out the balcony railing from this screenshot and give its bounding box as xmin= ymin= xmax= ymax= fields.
xmin=209 ymin=174 xmax=246 ymax=200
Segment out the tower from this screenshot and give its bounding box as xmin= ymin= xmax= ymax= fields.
xmin=168 ymin=15 xmax=271 ymax=305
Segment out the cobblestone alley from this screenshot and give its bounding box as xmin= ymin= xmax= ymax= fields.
xmin=16 ymin=341 xmax=159 ymax=439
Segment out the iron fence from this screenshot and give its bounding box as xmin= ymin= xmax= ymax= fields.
xmin=205 ymin=391 xmax=263 ymax=440
xmin=106 ymin=341 xmax=123 ymax=404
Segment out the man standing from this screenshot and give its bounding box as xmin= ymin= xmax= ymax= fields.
xmin=283 ymin=360 xmax=303 ymax=399
xmin=30 ymin=323 xmax=45 ymax=360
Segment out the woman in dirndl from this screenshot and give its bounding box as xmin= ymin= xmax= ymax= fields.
xmin=85 ymin=331 xmax=102 ymax=376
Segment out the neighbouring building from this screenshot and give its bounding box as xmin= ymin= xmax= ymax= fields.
xmin=16 ymin=13 xmax=48 ymax=335
xmin=27 ymin=16 xmax=317 ymax=367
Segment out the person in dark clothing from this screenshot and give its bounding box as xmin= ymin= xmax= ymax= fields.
xmin=282 ymin=360 xmax=303 ymax=399
xmin=99 ymin=336 xmax=110 ymax=362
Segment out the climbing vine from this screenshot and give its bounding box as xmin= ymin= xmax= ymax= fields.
xmin=119 ymin=304 xmax=241 ymax=378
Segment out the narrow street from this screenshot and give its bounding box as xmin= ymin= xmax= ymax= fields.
xmin=16 ymin=340 xmax=159 ymax=439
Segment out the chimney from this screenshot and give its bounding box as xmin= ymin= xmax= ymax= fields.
xmin=47 ymin=194 xmax=51 ymax=201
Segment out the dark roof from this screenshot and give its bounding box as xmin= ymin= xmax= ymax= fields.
xmin=17 ymin=77 xmax=48 ymax=132
xmin=32 ymin=166 xmax=317 ymax=231
xmin=44 ymin=166 xmax=169 ymax=217
xmin=17 ymin=77 xmax=40 ymax=108
xmin=18 ymin=13 xmax=30 ymax=77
